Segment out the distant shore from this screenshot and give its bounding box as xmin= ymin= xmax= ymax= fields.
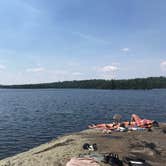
xmin=0 ymin=123 xmax=166 ymax=166
xmin=0 ymin=76 xmax=166 ymax=90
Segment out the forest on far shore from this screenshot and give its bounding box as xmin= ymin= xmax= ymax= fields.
xmin=0 ymin=77 xmax=166 ymax=89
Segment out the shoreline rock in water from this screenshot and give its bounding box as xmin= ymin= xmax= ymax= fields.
xmin=0 ymin=123 xmax=166 ymax=166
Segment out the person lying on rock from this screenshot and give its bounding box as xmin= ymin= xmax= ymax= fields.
xmin=130 ymin=114 xmax=159 ymax=128
xmin=89 ymin=114 xmax=159 ymax=131
xmin=88 ymin=122 xmax=120 ymax=130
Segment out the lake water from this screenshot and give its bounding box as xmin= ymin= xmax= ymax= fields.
xmin=0 ymin=89 xmax=166 ymax=159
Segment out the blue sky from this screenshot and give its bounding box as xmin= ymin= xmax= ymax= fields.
xmin=0 ymin=0 xmax=166 ymax=84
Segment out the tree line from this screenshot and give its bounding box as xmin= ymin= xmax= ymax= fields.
xmin=0 ymin=77 xmax=166 ymax=89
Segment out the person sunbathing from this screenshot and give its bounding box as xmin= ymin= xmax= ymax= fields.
xmin=88 ymin=122 xmax=120 ymax=130
xmin=130 ymin=114 xmax=159 ymax=128
xmin=119 ymin=121 xmax=136 ymax=128
xmin=88 ymin=114 xmax=159 ymax=131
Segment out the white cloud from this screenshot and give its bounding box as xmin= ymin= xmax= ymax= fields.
xmin=112 ymin=62 xmax=120 ymax=66
xmin=120 ymin=48 xmax=130 ymax=52
xmin=67 ymin=61 xmax=80 ymax=67
xmin=73 ymin=32 xmax=111 ymax=45
xmin=160 ymin=61 xmax=166 ymax=71
xmin=100 ymin=65 xmax=119 ymax=72
xmin=0 ymin=64 xmax=6 ymax=70
xmin=26 ymin=67 xmax=45 ymax=72
xmin=48 ymin=70 xmax=68 ymax=75
xmin=72 ymin=72 xmax=83 ymax=76
xmin=22 ymin=1 xmax=40 ymax=14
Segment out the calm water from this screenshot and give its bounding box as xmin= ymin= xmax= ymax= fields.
xmin=0 ymin=89 xmax=166 ymax=159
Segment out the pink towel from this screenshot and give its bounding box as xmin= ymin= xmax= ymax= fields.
xmin=66 ymin=157 xmax=100 ymax=166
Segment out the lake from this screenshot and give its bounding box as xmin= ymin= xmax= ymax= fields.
xmin=0 ymin=89 xmax=165 ymax=159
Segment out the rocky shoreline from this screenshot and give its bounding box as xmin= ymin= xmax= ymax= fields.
xmin=0 ymin=123 xmax=166 ymax=166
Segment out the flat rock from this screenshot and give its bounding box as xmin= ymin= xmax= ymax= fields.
xmin=0 ymin=123 xmax=166 ymax=166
